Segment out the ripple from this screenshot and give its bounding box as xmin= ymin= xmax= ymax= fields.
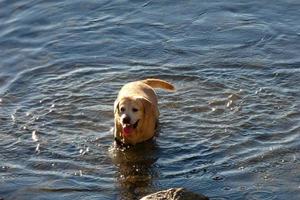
xmin=1 ymin=1 xmax=300 ymax=200
xmin=245 ymin=190 xmax=277 ymax=200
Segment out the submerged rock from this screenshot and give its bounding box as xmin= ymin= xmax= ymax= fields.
xmin=140 ymin=188 xmax=209 ymax=200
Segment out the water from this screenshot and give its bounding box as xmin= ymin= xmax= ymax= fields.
xmin=0 ymin=0 xmax=299 ymax=199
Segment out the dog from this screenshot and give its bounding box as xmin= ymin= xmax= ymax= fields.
xmin=114 ymin=79 xmax=175 ymax=145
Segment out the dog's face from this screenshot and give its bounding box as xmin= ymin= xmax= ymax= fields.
xmin=114 ymin=97 xmax=148 ymax=137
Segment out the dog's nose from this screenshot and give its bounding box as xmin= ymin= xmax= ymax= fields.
xmin=122 ymin=115 xmax=131 ymax=124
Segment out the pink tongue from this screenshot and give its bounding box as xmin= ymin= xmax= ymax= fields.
xmin=123 ymin=126 xmax=133 ymax=136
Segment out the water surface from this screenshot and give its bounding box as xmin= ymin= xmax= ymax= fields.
xmin=0 ymin=0 xmax=300 ymax=199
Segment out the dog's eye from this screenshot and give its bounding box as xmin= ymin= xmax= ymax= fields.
xmin=132 ymin=108 xmax=138 ymax=112
xmin=120 ymin=107 xmax=125 ymax=112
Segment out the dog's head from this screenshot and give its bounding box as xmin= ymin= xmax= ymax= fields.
xmin=114 ymin=96 xmax=154 ymax=141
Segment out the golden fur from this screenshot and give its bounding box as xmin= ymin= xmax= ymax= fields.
xmin=114 ymin=79 xmax=175 ymax=145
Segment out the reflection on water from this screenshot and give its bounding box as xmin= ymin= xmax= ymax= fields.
xmin=1 ymin=0 xmax=300 ymax=200
xmin=110 ymin=140 xmax=160 ymax=199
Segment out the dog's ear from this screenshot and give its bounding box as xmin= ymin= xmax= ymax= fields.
xmin=135 ymin=96 xmax=157 ymax=140
xmin=135 ymin=97 xmax=152 ymax=115
xmin=114 ymin=98 xmax=120 ymax=114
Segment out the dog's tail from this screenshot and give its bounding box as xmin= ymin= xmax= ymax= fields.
xmin=142 ymin=79 xmax=175 ymax=91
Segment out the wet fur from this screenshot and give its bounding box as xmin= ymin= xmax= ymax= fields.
xmin=114 ymin=79 xmax=175 ymax=145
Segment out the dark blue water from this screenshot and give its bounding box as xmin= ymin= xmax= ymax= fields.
xmin=0 ymin=0 xmax=300 ymax=199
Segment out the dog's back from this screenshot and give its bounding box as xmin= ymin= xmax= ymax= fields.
xmin=117 ymin=79 xmax=175 ymax=106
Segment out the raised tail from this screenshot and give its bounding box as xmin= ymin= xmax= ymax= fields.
xmin=142 ymin=79 xmax=175 ymax=91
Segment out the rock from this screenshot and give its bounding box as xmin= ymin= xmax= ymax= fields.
xmin=140 ymin=188 xmax=209 ymax=200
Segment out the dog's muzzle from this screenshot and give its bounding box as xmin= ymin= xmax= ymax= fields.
xmin=122 ymin=119 xmax=140 ymax=136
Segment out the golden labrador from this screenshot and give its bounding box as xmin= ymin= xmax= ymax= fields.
xmin=114 ymin=79 xmax=175 ymax=145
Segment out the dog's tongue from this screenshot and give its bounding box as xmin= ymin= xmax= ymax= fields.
xmin=123 ymin=125 xmax=133 ymax=136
